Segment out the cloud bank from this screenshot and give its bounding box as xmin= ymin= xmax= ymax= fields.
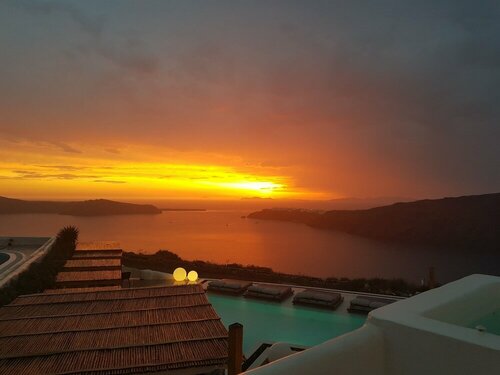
xmin=0 ymin=0 xmax=499 ymax=198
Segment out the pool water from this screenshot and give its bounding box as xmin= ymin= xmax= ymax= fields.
xmin=207 ymin=293 xmax=366 ymax=355
xmin=0 ymin=252 xmax=9 ymax=265
xmin=469 ymin=309 xmax=500 ymax=335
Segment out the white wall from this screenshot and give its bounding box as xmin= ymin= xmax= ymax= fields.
xmin=244 ymin=325 xmax=386 ymax=375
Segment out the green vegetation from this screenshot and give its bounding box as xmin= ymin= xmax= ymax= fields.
xmin=0 ymin=226 xmax=78 ymax=306
xmin=123 ymin=250 xmax=426 ymax=296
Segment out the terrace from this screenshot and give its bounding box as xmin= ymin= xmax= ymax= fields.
xmin=125 ymin=267 xmax=399 ymax=368
xmin=122 ymin=267 xmax=500 ymax=374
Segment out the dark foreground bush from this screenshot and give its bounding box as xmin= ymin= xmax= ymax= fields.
xmin=0 ymin=226 xmax=78 ymax=306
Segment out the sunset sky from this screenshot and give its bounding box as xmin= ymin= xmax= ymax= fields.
xmin=1 ymin=1 xmax=499 ymax=200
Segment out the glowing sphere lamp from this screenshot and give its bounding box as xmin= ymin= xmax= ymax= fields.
xmin=187 ymin=270 xmax=198 ymax=282
xmin=173 ymin=267 xmax=187 ymax=282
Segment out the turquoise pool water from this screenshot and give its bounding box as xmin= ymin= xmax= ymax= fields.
xmin=0 ymin=252 xmax=9 ymax=265
xmin=208 ymin=293 xmax=366 ymax=355
xmin=469 ymin=309 xmax=500 ymax=335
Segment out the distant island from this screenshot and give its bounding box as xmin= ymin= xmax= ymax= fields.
xmin=0 ymin=196 xmax=162 ymax=216
xmin=248 ymin=193 xmax=500 ymax=251
xmin=160 ymin=208 xmax=207 ymax=212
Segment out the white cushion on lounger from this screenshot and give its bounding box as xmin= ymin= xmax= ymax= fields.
xmin=248 ymin=285 xmax=287 ymax=296
xmin=295 ymin=290 xmax=340 ymax=303
xmin=209 ymin=280 xmax=248 ymax=290
xmin=369 ymin=301 xmax=388 ymax=309
xmin=209 ymin=280 xmax=226 ymax=288
xmin=351 ymin=298 xmax=371 ymax=307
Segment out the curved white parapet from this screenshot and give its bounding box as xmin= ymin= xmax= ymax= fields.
xmin=0 ymin=237 xmax=51 ymax=247
xmin=370 ymin=274 xmax=500 ymax=375
xmin=0 ymin=237 xmax=55 ymax=289
xmin=244 ymin=324 xmax=386 ymax=375
xmin=245 ymin=274 xmax=500 ymax=375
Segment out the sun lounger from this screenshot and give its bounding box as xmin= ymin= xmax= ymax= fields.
xmin=293 ymin=289 xmax=343 ymax=310
xmin=207 ymin=279 xmax=252 ymax=295
xmin=244 ymin=284 xmax=293 ymax=301
xmin=348 ymin=296 xmax=396 ymax=314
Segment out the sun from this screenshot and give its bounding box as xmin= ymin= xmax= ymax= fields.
xmin=215 ymin=181 xmax=283 ymax=194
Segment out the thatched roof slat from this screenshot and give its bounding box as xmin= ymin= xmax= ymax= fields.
xmin=0 ymin=320 xmax=227 ymax=358
xmin=0 ymin=305 xmax=219 ymax=335
xmin=64 ymin=259 xmax=122 ymax=269
xmin=0 ymin=302 xmax=212 ymax=322
xmin=72 ymin=251 xmax=122 ymax=259
xmin=43 ymin=286 xmax=122 ymax=294
xmin=11 ymin=284 xmax=203 ymax=306
xmin=0 ymin=294 xmax=209 ymax=320
xmin=0 ymin=340 xmax=228 ymax=374
xmin=56 ymin=270 xmax=122 ymax=283
xmin=76 ymin=242 xmax=121 ymax=251
xmin=0 ymin=317 xmax=221 ymax=338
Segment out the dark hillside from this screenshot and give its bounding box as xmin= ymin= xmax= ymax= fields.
xmin=249 ymin=193 xmax=500 ymax=251
xmin=0 ymin=197 xmax=161 ymax=216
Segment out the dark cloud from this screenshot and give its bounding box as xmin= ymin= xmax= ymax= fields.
xmin=12 ymin=170 xmax=98 ymax=180
xmin=14 ymin=0 xmax=104 ymax=37
xmin=47 ymin=141 xmax=82 ymax=154
xmin=95 ymin=39 xmax=159 ymax=75
xmin=13 ymin=0 xmax=158 ymax=75
xmin=1 ymin=1 xmax=499 ymax=197
xmin=37 ymin=165 xmax=87 ymax=171
xmin=93 ymin=180 xmax=126 ymax=184
xmin=0 ymin=135 xmax=82 ymax=155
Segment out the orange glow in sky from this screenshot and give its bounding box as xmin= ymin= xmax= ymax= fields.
xmin=0 ymin=142 xmax=323 ymax=200
xmin=0 ymin=2 xmax=497 ymax=201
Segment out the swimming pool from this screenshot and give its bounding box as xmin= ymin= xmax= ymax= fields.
xmin=0 ymin=252 xmax=9 ymax=266
xmin=207 ymin=293 xmax=366 ymax=355
xmin=468 ymin=308 xmax=500 ymax=335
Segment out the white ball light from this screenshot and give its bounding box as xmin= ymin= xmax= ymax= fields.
xmin=187 ymin=270 xmax=198 ymax=282
xmin=173 ymin=267 xmax=187 ymax=282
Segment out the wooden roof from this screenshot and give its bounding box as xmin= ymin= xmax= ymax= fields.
xmin=72 ymin=250 xmax=122 ymax=259
xmin=56 ymin=270 xmax=122 ymax=283
xmin=43 ymin=286 xmax=123 ymax=294
xmin=63 ymin=258 xmax=122 ymax=269
xmin=53 ymin=240 xmax=123 ymax=290
xmin=76 ymin=241 xmax=121 ymax=251
xmin=0 ymin=284 xmax=228 ymax=374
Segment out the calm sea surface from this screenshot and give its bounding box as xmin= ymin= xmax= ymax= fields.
xmin=1 ymin=210 xmax=499 ymax=283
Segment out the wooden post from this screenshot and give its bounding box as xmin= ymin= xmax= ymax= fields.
xmin=228 ymin=323 xmax=243 ymax=375
xmin=428 ymin=266 xmax=436 ymax=289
